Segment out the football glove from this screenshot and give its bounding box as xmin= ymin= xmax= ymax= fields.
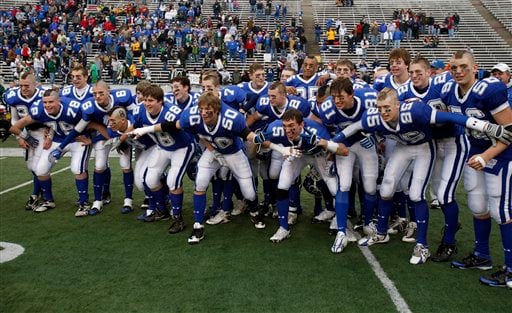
xmin=24 ymin=135 xmax=39 ymax=148
xmin=300 ymin=130 xmax=318 ymax=146
xmin=211 ymin=150 xmax=228 ymax=167
xmin=484 ymin=122 xmax=512 ymax=145
xmin=0 ymin=119 xmax=11 ymax=142
xmin=49 ymin=147 xmax=63 ymax=163
xmin=359 ymin=133 xmax=376 ymax=149
xmin=253 ymin=129 xmax=272 ymax=144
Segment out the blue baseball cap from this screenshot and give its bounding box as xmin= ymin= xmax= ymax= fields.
xmin=431 ymin=59 xmax=445 ymax=70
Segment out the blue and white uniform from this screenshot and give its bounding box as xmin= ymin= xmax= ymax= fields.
xmin=220 ymin=85 xmax=247 ymax=110
xmin=441 ymin=77 xmax=511 ymax=224
xmin=238 ymin=81 xmax=269 ymax=113
xmin=164 ymin=91 xmax=200 ymax=111
xmin=4 ymin=86 xmax=47 ymax=170
xmin=107 ymin=122 xmax=155 ymax=192
xmin=373 ymin=72 xmax=410 ymax=92
xmin=319 ymin=88 xmax=379 ymax=231
xmin=265 ymin=118 xmax=336 ymax=230
xmin=320 ymin=88 xmax=378 ymax=195
xmin=285 ymin=73 xmax=322 ymax=100
xmin=399 ymin=72 xmax=468 ymax=246
xmin=179 ymin=104 xmax=256 ymax=198
xmin=59 ymin=84 xmax=94 ymax=102
xmin=179 ymin=104 xmax=257 ymax=225
xmin=132 ymin=103 xmax=194 ymax=191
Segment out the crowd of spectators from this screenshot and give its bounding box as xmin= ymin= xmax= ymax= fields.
xmin=317 ymin=8 xmax=461 ymax=56
xmin=0 ymin=0 xmax=305 ymax=86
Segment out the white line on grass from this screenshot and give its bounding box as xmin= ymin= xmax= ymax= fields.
xmin=0 ymin=166 xmax=71 ymax=195
xmin=349 ymin=222 xmax=412 ymax=313
xmin=0 ymin=157 xmax=7 ymax=160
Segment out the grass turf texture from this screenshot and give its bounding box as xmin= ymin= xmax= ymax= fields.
xmin=0 ymin=157 xmax=509 ymax=313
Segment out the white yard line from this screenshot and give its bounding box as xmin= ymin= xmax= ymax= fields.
xmin=0 ymin=166 xmax=70 ymax=195
xmin=349 ymin=221 xmax=412 ymax=313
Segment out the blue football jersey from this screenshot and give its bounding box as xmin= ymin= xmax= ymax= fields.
xmin=59 ymin=84 xmax=94 ymax=102
xmin=361 ymin=100 xmax=435 ymax=145
xmin=221 ymin=85 xmax=247 ymax=110
xmin=285 ymin=73 xmax=322 ymax=100
xmin=237 ymin=81 xmax=270 ymax=112
xmin=132 ymin=103 xmax=193 ymax=152
xmin=373 ymin=72 xmax=410 ymax=92
xmin=4 ymin=86 xmax=46 ymax=129
xmin=29 ymin=97 xmax=84 ymax=143
xmin=319 ymin=88 xmax=377 ymax=146
xmin=398 ymin=71 xmax=460 ymax=138
xmin=110 ymin=89 xmax=136 ymax=112
xmin=265 ymin=118 xmax=331 ymax=155
xmin=179 ymin=104 xmax=247 ymax=155
xmin=441 ymin=77 xmax=512 ymax=161
xmin=164 ymin=91 xmax=200 ymax=111
xmin=255 ymin=94 xmax=311 ymax=125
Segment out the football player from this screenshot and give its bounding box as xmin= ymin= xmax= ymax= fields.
xmin=333 ymin=59 xmax=371 ymax=89
xmin=247 ymin=82 xmax=314 ymax=222
xmin=373 ymin=48 xmax=414 ymax=241
xmin=129 ymin=92 xmax=268 ymax=244
xmin=398 ymin=56 xmax=467 ymax=261
xmin=333 ymin=88 xmax=510 ymax=265
xmin=285 ymin=55 xmax=326 ymax=100
xmin=445 ymin=51 xmax=512 ymax=288
xmin=60 ymin=64 xmax=94 ymax=102
xmin=258 ymin=108 xmax=348 ymax=242
xmin=49 ymin=81 xmax=133 ymax=216
xmin=9 ymin=90 xmax=106 ymax=215
xmin=319 ymin=78 xmax=379 ymax=253
xmin=165 ymin=76 xmax=200 ymax=111
xmin=131 ymin=85 xmax=195 ymax=231
xmin=4 ymin=72 xmax=46 ymax=210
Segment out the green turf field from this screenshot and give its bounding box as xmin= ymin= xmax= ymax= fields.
xmin=0 ymin=155 xmax=509 ymax=313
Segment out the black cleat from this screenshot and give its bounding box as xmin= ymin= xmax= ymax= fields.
xmin=431 ymin=243 xmax=457 ymax=262
xmin=144 ymin=209 xmax=170 ymax=222
xmin=168 ymin=215 xmax=186 ymax=234
xmin=451 ymin=252 xmax=493 ymax=270
xmin=479 ymin=265 xmax=512 ymax=288
xmin=188 ymin=223 xmax=205 ymax=244
xmin=250 ymin=212 xmax=266 ymax=229
xmin=102 ymin=192 xmax=111 ymax=205
xmin=430 ymin=199 xmax=441 ymax=210
xmin=25 ymin=195 xmax=40 ymax=211
xmin=140 ymin=197 xmax=149 ymax=210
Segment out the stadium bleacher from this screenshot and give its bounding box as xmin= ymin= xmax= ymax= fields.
xmin=0 ymin=0 xmax=510 ymax=86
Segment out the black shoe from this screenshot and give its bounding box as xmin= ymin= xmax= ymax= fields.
xmin=140 ymin=197 xmax=149 ymax=210
xmin=250 ymin=212 xmax=266 ymax=229
xmin=144 ymin=209 xmax=170 ymax=222
xmin=25 ymin=195 xmax=40 ymax=211
xmin=479 ymin=265 xmax=512 ymax=288
xmin=188 ymin=223 xmax=205 ymax=244
xmin=451 ymin=252 xmax=493 ymax=270
xmin=430 ymin=199 xmax=441 ymax=210
xmin=431 ymin=243 xmax=457 ymax=262
xmin=353 ymin=218 xmax=364 ymax=232
xmin=168 ymin=215 xmax=186 ymax=234
xmin=258 ymin=201 xmax=270 ymax=216
xmin=102 ymin=192 xmax=111 ymax=205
